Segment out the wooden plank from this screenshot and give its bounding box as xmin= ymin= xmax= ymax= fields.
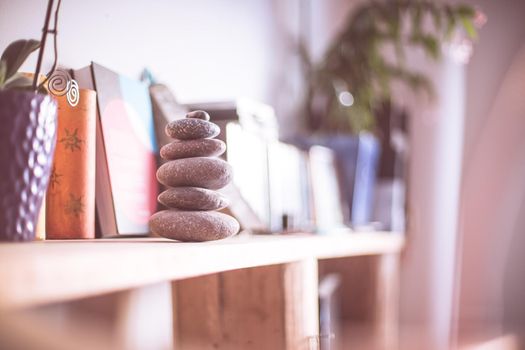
xmin=0 ymin=283 xmax=174 ymax=350
xmin=0 ymin=233 xmax=404 ymax=309
xmin=0 ymin=310 xmax=115 ymax=350
xmin=173 ymin=260 xmax=319 ymax=350
xmin=319 ymin=256 xmax=378 ymax=322
xmin=376 ymin=253 xmax=400 ymax=350
xmin=460 ymin=334 xmax=520 ymax=350
xmin=284 ymin=259 xmax=319 ymax=350
xmin=319 ymin=253 xmax=401 ymax=350
xmin=174 ymin=265 xmax=287 ymax=349
xmin=0 ymin=291 xmax=124 ymax=350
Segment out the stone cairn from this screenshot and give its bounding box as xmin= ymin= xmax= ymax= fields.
xmin=149 ymin=110 xmax=240 ymax=242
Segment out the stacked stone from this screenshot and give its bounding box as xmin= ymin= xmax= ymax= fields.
xmin=149 ymin=110 xmax=240 ymax=242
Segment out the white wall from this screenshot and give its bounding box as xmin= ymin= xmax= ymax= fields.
xmin=0 ymin=0 xmax=278 ymax=109
xmin=0 ymin=0 xmax=364 ymax=138
xmin=457 ymin=44 xmax=525 ymax=341
xmin=462 ymin=0 xmax=525 ymax=162
xmin=456 ymin=0 xmax=525 ymax=343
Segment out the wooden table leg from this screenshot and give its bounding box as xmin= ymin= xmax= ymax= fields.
xmin=376 ymin=253 xmax=401 ymax=350
xmin=173 ymin=259 xmax=319 ymax=350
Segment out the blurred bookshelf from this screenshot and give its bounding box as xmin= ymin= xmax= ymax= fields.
xmin=0 ymin=231 xmax=404 ymax=349
xmin=0 ymin=232 xmax=403 ymax=309
xmin=0 ymin=17 xmax=408 ymax=350
xmin=0 ymin=65 xmax=408 ymax=350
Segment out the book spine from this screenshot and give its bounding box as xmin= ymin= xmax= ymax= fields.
xmin=351 ymin=134 xmax=381 ymax=227
xmin=46 ymin=89 xmax=97 ymax=239
xmin=35 ymin=201 xmax=46 ymax=240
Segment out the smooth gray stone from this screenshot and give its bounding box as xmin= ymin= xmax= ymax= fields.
xmin=160 ymin=139 xmax=226 ymax=160
xmin=165 ymin=118 xmax=219 ymax=140
xmin=158 ymin=187 xmax=229 ymax=211
xmin=186 ymin=110 xmax=210 ymax=121
xmin=149 ymin=210 xmax=240 ymax=242
xmin=157 ymin=157 xmax=232 ymax=190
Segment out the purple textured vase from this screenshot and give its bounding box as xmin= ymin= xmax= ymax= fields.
xmin=0 ymin=90 xmax=57 ymax=241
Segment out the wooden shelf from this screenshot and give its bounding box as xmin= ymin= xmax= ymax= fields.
xmin=0 ymin=232 xmax=403 ymax=309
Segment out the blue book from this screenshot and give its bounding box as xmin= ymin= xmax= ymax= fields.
xmin=290 ymin=133 xmax=380 ymax=228
xmin=351 ymin=134 xmax=380 ymax=227
xmin=324 ymin=134 xmax=380 ymax=227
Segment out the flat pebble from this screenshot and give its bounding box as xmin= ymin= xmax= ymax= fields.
xmin=157 ymin=157 xmax=232 ymax=190
xmin=165 ymin=118 xmax=219 ymax=140
xmin=160 ymin=139 xmax=226 ymax=160
xmin=186 ymin=110 xmax=210 ymax=121
xmin=158 ymin=187 xmax=228 ymax=210
xmin=149 ymin=210 xmax=240 ymax=242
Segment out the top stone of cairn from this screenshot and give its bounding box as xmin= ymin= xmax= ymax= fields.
xmin=186 ymin=110 xmax=210 ymax=121
xmin=165 ymin=118 xmax=219 ymax=140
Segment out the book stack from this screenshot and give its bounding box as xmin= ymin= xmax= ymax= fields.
xmin=74 ymin=63 xmax=158 ymax=237
xmin=292 ymin=134 xmax=381 ymax=230
xmin=39 ymin=62 xmax=395 ymax=239
xmin=184 ymin=100 xmax=378 ymax=234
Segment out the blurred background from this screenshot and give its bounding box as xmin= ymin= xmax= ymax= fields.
xmin=1 ymin=0 xmax=524 ymax=349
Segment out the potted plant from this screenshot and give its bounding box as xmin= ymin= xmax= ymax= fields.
xmin=0 ymin=40 xmax=58 ymax=241
xmin=300 ymin=1 xmax=479 ymax=227
xmin=305 ymin=1 xmax=478 ymax=132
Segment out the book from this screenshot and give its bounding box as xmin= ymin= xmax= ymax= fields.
xmin=373 ymin=103 xmax=408 ymax=232
xmin=351 ymin=134 xmax=380 ymax=227
xmin=308 ymin=146 xmax=348 ymax=233
xmin=74 ymin=65 xmax=115 ymax=236
xmin=149 ymin=83 xmax=187 ymax=148
xmin=321 ymin=136 xmax=359 ymax=224
xmin=186 ymin=99 xmax=278 ymax=233
xmin=35 ymin=201 xmax=46 ymax=240
xmin=73 ymin=63 xmax=158 ymax=237
xmin=225 ymin=121 xmax=271 ymax=232
xmin=184 ymin=99 xmax=279 ymax=147
xmin=46 ymin=89 xmax=97 ymax=239
xmin=292 ymin=134 xmax=381 ymax=228
xmin=267 ymin=141 xmax=313 ymax=232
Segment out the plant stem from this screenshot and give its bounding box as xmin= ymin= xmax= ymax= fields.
xmin=32 ymin=0 xmax=55 ymax=91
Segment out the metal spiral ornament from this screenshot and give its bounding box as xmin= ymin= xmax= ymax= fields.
xmin=47 ymin=69 xmax=80 ymax=107
xmin=66 ymin=79 xmax=79 ymax=107
xmin=47 ymin=69 xmax=70 ymax=96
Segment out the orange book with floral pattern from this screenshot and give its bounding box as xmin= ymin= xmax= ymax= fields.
xmin=46 ymin=89 xmax=96 ymax=239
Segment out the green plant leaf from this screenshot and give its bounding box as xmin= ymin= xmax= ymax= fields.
xmin=461 ymin=17 xmax=477 ymax=39
xmin=306 ymin=1 xmax=478 ymax=134
xmin=0 ymin=60 xmax=6 ymax=86
xmin=429 ymin=4 xmax=442 ymax=31
xmin=0 ymin=39 xmax=40 ymax=81
xmin=3 ymin=73 xmax=33 ymax=89
xmin=445 ymin=6 xmax=457 ymax=40
xmin=421 ymin=35 xmax=440 ymax=59
xmin=455 ymin=4 xmax=475 ymax=18
xmin=411 ymin=4 xmax=423 ymax=35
